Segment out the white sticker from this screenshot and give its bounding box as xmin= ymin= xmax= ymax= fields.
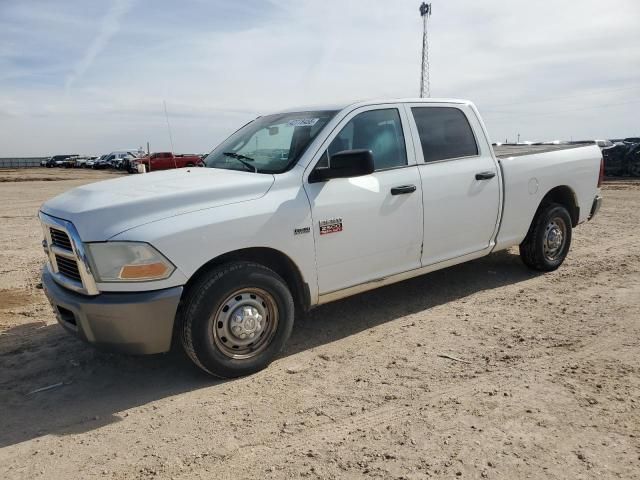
xmin=287 ymin=118 xmax=319 ymax=127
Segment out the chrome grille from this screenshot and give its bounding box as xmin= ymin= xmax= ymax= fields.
xmin=40 ymin=212 xmax=99 ymax=296
xmin=54 ymin=254 xmax=82 ymax=282
xmin=50 ymin=228 xmax=73 ymax=251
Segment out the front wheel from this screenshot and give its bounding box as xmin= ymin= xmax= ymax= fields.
xmin=519 ymin=203 xmax=572 ymax=271
xmin=179 ymin=262 xmax=294 ymax=378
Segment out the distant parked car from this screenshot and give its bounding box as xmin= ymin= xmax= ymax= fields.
xmin=118 ymin=154 xmax=138 ymax=172
xmin=44 ymin=154 xmax=78 ymax=168
xmin=131 ymin=152 xmax=203 ymax=173
xmin=87 ymin=155 xmax=104 ymax=169
xmin=97 ymin=151 xmax=139 ymax=170
xmin=93 ymin=157 xmax=111 ymax=169
xmin=61 ymin=157 xmax=78 ymax=168
xmin=57 ymin=156 xmax=80 ymax=167
xmin=602 ymin=138 xmax=640 ymax=177
xmin=73 ymin=156 xmax=96 ymax=168
xmin=595 ymin=139 xmax=613 ymax=148
xmin=630 ymin=144 xmax=640 ymax=177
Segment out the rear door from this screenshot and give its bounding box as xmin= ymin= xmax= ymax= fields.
xmin=304 ymin=105 xmax=424 ymax=294
xmin=405 ymin=103 xmax=501 ymax=266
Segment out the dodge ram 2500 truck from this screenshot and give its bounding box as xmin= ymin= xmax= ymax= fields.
xmin=39 ymin=98 xmax=603 ymax=377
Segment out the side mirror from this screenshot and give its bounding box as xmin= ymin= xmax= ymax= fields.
xmin=309 ymin=149 xmax=374 ymax=183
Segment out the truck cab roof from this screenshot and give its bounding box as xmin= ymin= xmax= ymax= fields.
xmin=276 ymin=98 xmax=473 ymax=114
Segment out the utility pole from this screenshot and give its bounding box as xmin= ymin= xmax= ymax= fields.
xmin=163 ymin=100 xmax=175 ymax=154
xmin=163 ymin=100 xmax=177 ymax=169
xmin=419 ymin=2 xmax=432 ymax=98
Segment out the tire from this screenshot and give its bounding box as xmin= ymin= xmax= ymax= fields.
xmin=519 ymin=203 xmax=572 ymax=271
xmin=179 ymin=262 xmax=295 ymax=378
xmin=186 ymin=162 xmax=195 ymax=167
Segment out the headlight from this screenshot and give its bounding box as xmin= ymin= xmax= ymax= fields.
xmin=86 ymin=242 xmax=175 ymax=282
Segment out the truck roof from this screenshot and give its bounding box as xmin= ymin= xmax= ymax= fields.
xmin=276 ymin=98 xmax=472 ymax=114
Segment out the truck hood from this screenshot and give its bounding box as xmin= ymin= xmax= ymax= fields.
xmin=41 ymin=168 xmax=275 ymax=241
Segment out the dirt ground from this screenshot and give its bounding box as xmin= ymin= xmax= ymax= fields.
xmin=0 ymin=168 xmax=638 ymax=480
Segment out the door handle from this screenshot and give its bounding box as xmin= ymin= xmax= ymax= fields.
xmin=475 ymin=171 xmax=496 ymax=180
xmin=390 ymin=185 xmax=417 ymax=195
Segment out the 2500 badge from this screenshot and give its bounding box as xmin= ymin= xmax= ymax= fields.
xmin=319 ymin=218 xmax=343 ymax=235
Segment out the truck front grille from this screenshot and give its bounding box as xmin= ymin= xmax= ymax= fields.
xmin=54 ymin=254 xmax=82 ymax=282
xmin=40 ymin=212 xmax=99 ymax=295
xmin=50 ymin=227 xmax=73 ymax=251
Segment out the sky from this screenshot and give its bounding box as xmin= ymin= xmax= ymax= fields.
xmin=0 ymin=0 xmax=639 ymax=156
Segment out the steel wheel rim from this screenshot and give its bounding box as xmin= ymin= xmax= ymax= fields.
xmin=211 ymin=288 xmax=279 ymax=359
xmin=543 ymin=216 xmax=567 ymax=261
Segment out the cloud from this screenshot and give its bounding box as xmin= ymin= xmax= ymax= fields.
xmin=64 ymin=0 xmax=133 ymax=91
xmin=0 ymin=0 xmax=639 ymax=155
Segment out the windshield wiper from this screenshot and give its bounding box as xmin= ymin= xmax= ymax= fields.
xmin=222 ymin=152 xmax=257 ymax=172
xmin=224 ymin=151 xmax=255 ymax=162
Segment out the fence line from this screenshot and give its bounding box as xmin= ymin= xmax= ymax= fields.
xmin=0 ymin=158 xmax=47 ymax=168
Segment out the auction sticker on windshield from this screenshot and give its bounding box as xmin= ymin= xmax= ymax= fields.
xmin=287 ymin=118 xmax=319 ymax=127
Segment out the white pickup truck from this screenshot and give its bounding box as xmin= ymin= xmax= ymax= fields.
xmin=40 ymin=98 xmax=603 ymax=377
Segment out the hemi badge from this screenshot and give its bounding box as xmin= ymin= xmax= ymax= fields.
xmin=294 ymin=227 xmax=310 ymax=235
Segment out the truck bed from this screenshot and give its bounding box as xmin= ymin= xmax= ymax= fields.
xmin=493 ymin=143 xmax=593 ymax=159
xmin=493 ymin=143 xmax=602 ymax=251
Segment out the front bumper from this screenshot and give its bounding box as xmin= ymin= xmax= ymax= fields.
xmin=589 ymin=194 xmax=603 ymax=220
xmin=42 ymin=268 xmax=183 ymax=355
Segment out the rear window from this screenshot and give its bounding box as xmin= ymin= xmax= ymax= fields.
xmin=411 ymin=107 xmax=478 ymax=163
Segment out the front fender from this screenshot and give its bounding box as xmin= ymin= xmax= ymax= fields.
xmin=110 ymin=183 xmax=319 ymax=304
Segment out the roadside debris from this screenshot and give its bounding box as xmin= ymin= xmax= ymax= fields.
xmin=26 ymin=381 xmax=69 ymax=396
xmin=438 ymin=354 xmax=472 ymax=364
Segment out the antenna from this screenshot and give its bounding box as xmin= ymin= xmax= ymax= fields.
xmin=163 ymin=100 xmax=177 ymax=168
xmin=419 ymin=2 xmax=432 ymax=98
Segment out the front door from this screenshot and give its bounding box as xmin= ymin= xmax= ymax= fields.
xmin=304 ymin=106 xmax=424 ymax=295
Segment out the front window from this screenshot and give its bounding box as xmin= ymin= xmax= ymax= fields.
xmin=205 ymin=110 xmax=337 ymax=173
xmin=316 ymin=108 xmax=408 ymax=171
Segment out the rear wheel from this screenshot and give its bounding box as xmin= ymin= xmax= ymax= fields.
xmin=179 ymin=262 xmax=294 ymax=378
xmin=519 ymin=203 xmax=572 ymax=271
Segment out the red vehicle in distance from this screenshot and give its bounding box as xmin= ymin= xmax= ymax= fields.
xmin=131 ymin=152 xmax=203 ymax=172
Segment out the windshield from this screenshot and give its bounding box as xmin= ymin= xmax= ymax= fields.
xmin=204 ymin=110 xmax=337 ymax=173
